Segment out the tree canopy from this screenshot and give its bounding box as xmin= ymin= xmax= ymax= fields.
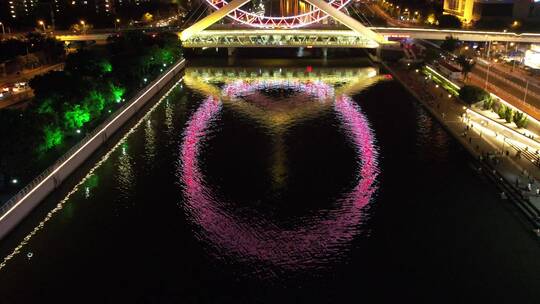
xmin=440 ymin=36 xmax=460 ymax=53
xmin=0 ymin=33 xmax=64 ymax=64
xmin=456 ymin=55 xmax=475 ymax=81
xmin=438 ymin=14 xmax=462 ymax=29
xmin=459 ymin=85 xmax=490 ymax=105
xmin=0 ymin=31 xmax=183 ymax=188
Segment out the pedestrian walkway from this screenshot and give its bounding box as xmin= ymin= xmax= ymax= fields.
xmin=470 ymin=103 xmax=540 ymax=148
xmin=386 ymin=62 xmax=540 ymax=229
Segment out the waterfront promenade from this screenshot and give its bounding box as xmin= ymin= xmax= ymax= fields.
xmin=385 ymin=62 xmax=540 ymax=230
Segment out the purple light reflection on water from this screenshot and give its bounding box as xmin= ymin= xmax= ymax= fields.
xmin=180 ymin=81 xmax=379 ymax=273
xmin=223 ymin=80 xmax=335 ymax=101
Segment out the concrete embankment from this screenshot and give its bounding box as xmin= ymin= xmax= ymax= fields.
xmin=0 ymin=59 xmax=187 ymax=240
xmin=380 ymin=60 xmax=540 ymax=231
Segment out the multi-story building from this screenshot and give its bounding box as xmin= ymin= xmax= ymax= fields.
xmin=444 ymin=0 xmax=540 ymax=23
xmin=279 ymin=0 xmax=313 ymax=16
xmin=0 ymin=0 xmax=116 ymax=24
xmin=2 ymin=0 xmax=40 ymax=20
xmin=94 ymin=0 xmax=114 ymax=14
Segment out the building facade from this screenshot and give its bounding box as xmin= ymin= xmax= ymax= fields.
xmin=4 ymin=0 xmax=40 ymax=20
xmin=443 ymin=0 xmax=540 ymax=23
xmin=1 ymin=0 xmax=118 ymax=24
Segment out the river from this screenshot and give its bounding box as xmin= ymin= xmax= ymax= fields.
xmin=0 ymin=58 xmax=539 ymax=303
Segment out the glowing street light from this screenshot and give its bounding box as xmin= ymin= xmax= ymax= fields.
xmin=80 ymin=20 xmax=87 ymax=34
xmin=115 ymin=18 xmax=120 ymax=31
xmin=484 ymin=62 xmax=492 ymax=90
xmin=0 ymin=22 xmax=5 ymax=36
xmin=38 ymin=20 xmax=45 ymax=32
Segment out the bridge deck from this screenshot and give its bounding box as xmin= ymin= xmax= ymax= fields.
xmin=55 ymin=27 xmax=540 ymax=45
xmin=181 ymin=29 xmax=380 ymax=48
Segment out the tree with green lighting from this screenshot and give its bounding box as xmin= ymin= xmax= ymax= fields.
xmin=0 ymin=29 xmax=182 ymax=191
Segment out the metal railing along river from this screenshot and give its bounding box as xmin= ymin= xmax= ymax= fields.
xmin=0 ymin=58 xmax=186 ymax=238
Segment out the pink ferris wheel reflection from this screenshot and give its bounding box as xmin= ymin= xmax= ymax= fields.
xmin=179 ymin=80 xmax=379 ymax=272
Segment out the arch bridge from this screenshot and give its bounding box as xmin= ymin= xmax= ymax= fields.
xmin=179 ymin=0 xmax=392 ymax=49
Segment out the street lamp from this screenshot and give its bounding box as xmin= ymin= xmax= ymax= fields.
xmin=80 ymin=20 xmax=86 ymax=34
xmin=484 ymin=62 xmax=491 ymax=90
xmin=511 ymin=43 xmax=518 ymax=71
xmin=38 ymin=2 xmax=55 ymax=34
xmin=0 ymin=22 xmax=4 ymax=38
xmin=115 ymin=18 xmax=120 ymax=31
xmin=523 ymin=79 xmax=530 ymax=105
xmin=38 ymin=20 xmax=46 ymax=32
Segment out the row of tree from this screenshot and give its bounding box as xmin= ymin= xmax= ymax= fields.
xmin=0 ymin=31 xmax=182 ymax=189
xmin=488 ymin=100 xmax=529 ymax=128
xmin=459 ymin=85 xmax=528 ymax=128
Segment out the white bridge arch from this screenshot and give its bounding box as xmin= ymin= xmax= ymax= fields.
xmin=180 ymin=0 xmax=391 ymax=49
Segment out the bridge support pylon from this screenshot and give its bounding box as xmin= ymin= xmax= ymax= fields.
xmin=376 ymin=47 xmax=382 ymax=59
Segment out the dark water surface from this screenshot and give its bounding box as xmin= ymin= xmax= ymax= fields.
xmin=0 ymin=59 xmax=539 ymax=303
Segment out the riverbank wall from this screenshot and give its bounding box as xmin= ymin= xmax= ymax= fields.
xmin=0 ymin=59 xmax=187 ymax=240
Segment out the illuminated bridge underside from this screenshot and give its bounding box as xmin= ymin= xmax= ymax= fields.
xmin=184 ymin=66 xmax=386 ymax=97
xmin=182 ymin=29 xmax=379 ymax=48
xmin=185 ymin=66 xmax=379 ymax=83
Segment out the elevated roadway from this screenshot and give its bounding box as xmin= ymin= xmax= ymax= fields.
xmin=373 ymin=27 xmax=540 ymax=43
xmin=54 ymin=27 xmax=540 ymax=44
